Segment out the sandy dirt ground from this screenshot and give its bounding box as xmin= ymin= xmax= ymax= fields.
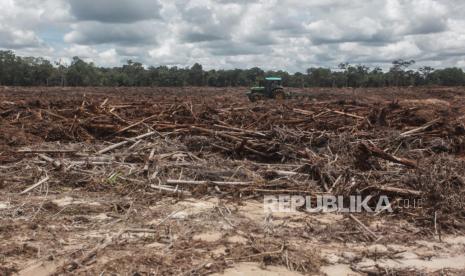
xmin=0 ymin=86 xmax=464 ymax=275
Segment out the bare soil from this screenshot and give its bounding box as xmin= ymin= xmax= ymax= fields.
xmin=0 ymin=86 xmax=464 ymax=275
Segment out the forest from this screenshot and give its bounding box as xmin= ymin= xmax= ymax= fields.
xmin=1 ymin=50 xmax=464 ymax=87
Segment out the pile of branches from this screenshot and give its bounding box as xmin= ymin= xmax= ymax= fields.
xmin=1 ymin=91 xmax=464 ymax=232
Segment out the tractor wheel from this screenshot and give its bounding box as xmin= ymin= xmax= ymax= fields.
xmin=248 ymin=94 xmax=262 ymax=102
xmin=273 ymin=89 xmax=286 ymax=100
xmin=248 ymin=95 xmax=257 ymax=102
xmin=255 ymin=94 xmax=265 ymax=101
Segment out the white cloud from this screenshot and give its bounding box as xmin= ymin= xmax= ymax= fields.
xmin=64 ymin=21 xmax=159 ymax=45
xmin=0 ymin=0 xmax=464 ymax=71
xmin=68 ymin=0 xmax=162 ymax=23
xmin=97 ymin=48 xmax=120 ymax=67
xmin=0 ymin=25 xmax=42 ymax=48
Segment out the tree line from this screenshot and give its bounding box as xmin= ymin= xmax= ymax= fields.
xmin=1 ymin=50 xmax=465 ymax=87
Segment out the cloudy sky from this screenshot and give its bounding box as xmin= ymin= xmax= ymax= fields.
xmin=1 ymin=0 xmax=465 ymax=72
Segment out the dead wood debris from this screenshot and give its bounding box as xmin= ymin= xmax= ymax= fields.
xmin=1 ymin=88 xmax=464 ymax=224
xmin=1 ymin=87 xmax=465 ymax=274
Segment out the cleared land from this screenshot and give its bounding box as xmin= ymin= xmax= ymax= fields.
xmin=0 ymin=86 xmax=465 ymax=275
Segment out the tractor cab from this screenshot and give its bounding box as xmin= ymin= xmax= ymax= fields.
xmin=247 ymin=77 xmax=287 ymax=101
xmin=264 ymin=77 xmax=282 ymax=96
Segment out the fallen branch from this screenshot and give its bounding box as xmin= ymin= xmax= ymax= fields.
xmin=41 ymin=109 xmax=68 ymax=120
xmin=292 ymin=108 xmax=314 ymax=116
xmin=373 ymin=186 xmax=421 ymax=196
xmin=400 ymin=118 xmax=441 ymax=137
xmin=166 ymin=179 xmax=253 ymax=186
xmin=150 ymin=184 xmax=191 ymax=196
xmin=97 ymin=131 xmax=158 ymax=154
xmin=38 ymin=154 xmax=62 ymax=168
xmin=226 ymin=244 xmax=285 ymax=261
xmin=359 ymin=143 xmax=417 ymax=168
xmin=349 ymin=214 xmax=381 ymax=242
xmin=17 ymin=149 xmax=77 ymax=154
xmin=251 ymin=188 xmax=318 ymax=194
xmin=213 ymin=124 xmax=267 ymax=137
xmin=113 ymin=114 xmax=158 ymax=135
xmin=20 ymin=176 xmax=50 ymax=195
xmin=143 ymin=148 xmax=156 ymax=173
xmin=328 ymin=175 xmax=343 ymax=193
xmin=328 ymin=109 xmax=365 ymax=120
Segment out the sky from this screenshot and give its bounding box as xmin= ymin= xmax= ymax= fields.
xmin=1 ymin=0 xmax=465 ymax=72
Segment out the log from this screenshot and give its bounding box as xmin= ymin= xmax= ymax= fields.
xmin=252 ymin=188 xmax=318 ymax=194
xmin=100 ymin=98 xmax=108 ymax=108
xmin=213 ymin=124 xmax=267 ymax=137
xmin=113 ymin=114 xmax=158 ymax=135
xmin=400 ymin=118 xmax=440 ymax=137
xmin=97 ymin=141 xmax=129 ymax=155
xmin=143 ymin=148 xmax=156 ymax=173
xmin=97 ymin=131 xmax=158 ymax=154
xmin=191 ymin=126 xmax=242 ymax=142
xmin=360 ymin=143 xmax=417 ymax=168
xmin=20 ymin=176 xmax=50 ymax=194
xmin=374 ymin=186 xmax=421 ymax=196
xmin=292 ymin=108 xmax=314 ymax=116
xmin=166 ymin=179 xmax=253 ymax=186
xmin=41 ymin=109 xmax=68 ymax=120
xmin=38 ymin=154 xmax=62 ymax=168
xmin=17 ymin=149 xmax=77 ymax=154
xmin=328 ymin=109 xmax=365 ymax=120
xmin=150 ymin=184 xmax=191 ymax=195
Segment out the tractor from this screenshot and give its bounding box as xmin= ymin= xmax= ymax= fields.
xmin=246 ymin=77 xmax=289 ymax=102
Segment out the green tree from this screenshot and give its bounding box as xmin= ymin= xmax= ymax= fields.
xmin=434 ymin=68 xmax=465 ymax=86
xmin=419 ymin=66 xmax=435 ymax=85
xmin=306 ymin=67 xmax=333 ymax=87
xmin=122 ymin=60 xmax=147 ymax=86
xmin=389 ymin=59 xmax=415 ymax=86
xmin=188 ymin=63 xmax=204 ymax=86
xmin=366 ymin=67 xmax=385 ymax=87
xmin=66 ymin=57 xmax=100 ymax=86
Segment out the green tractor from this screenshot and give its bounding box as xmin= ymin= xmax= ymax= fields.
xmin=246 ymin=77 xmax=289 ymax=102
